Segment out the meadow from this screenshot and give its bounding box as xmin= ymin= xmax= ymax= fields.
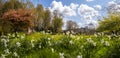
xmin=0 ymin=32 xmax=120 ymax=58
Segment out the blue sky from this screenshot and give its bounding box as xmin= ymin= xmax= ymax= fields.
xmin=31 ymin=0 xmax=119 ymax=29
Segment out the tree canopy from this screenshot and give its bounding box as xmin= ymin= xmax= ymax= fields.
xmin=2 ymin=9 xmax=35 ymax=33
xmin=97 ymin=14 xmax=120 ymax=34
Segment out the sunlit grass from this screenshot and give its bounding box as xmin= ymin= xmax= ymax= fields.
xmin=0 ymin=32 xmax=120 ymax=58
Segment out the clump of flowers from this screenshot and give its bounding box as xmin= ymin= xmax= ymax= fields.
xmin=16 ymin=42 xmax=21 ymax=47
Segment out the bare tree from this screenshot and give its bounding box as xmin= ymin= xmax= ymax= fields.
xmin=66 ymin=20 xmax=78 ymax=30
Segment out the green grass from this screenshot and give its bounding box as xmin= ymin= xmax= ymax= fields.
xmin=0 ymin=32 xmax=120 ymax=58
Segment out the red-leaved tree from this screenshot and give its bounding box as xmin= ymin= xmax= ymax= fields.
xmin=2 ymin=9 xmax=35 ymax=33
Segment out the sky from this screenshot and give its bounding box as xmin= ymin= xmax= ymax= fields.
xmin=31 ymin=0 xmax=120 ymax=29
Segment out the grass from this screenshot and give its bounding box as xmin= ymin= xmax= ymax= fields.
xmin=0 ymin=32 xmax=120 ymax=58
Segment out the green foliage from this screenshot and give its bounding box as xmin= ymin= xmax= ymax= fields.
xmin=0 ymin=0 xmax=23 ymax=15
xmin=35 ymin=4 xmax=44 ymax=31
xmin=43 ymin=9 xmax=51 ymax=31
xmin=0 ymin=32 xmax=120 ymax=58
xmin=97 ymin=14 xmax=120 ymax=34
xmin=52 ymin=12 xmax=63 ymax=33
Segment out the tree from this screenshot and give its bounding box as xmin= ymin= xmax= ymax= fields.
xmin=42 ymin=9 xmax=51 ymax=31
xmin=35 ymin=4 xmax=44 ymax=31
xmin=66 ymin=20 xmax=78 ymax=30
xmin=97 ymin=14 xmax=120 ymax=34
xmin=2 ymin=9 xmax=35 ymax=33
xmin=52 ymin=11 xmax=63 ymax=33
xmin=1 ymin=0 xmax=23 ymax=14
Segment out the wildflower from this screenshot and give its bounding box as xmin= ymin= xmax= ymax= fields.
xmin=31 ymin=39 xmax=35 ymax=48
xmin=93 ymin=42 xmax=96 ymax=46
xmin=31 ymin=39 xmax=34 ymax=43
xmin=94 ymin=33 xmax=97 ymax=37
xmin=101 ymin=39 xmax=104 ymax=44
xmin=59 ymin=53 xmax=64 ymax=58
xmin=70 ymin=34 xmax=75 ymax=38
xmin=101 ymin=32 xmax=104 ymax=36
xmin=66 ymin=31 xmax=70 ymax=35
xmin=39 ymin=45 xmax=41 ymax=48
xmin=1 ymin=39 xmax=7 ymax=43
xmin=31 ymin=43 xmax=34 ymax=48
xmin=6 ymin=39 xmax=9 ymax=42
xmin=105 ymin=41 xmax=110 ymax=46
xmin=12 ymin=34 xmax=15 ymax=37
xmin=51 ymin=48 xmax=54 ymax=53
xmin=107 ymin=36 xmax=111 ymax=40
xmin=1 ymin=54 xmax=6 ymax=58
xmin=17 ymin=34 xmax=20 ymax=37
xmin=1 ymin=39 xmax=8 ymax=47
xmin=42 ymin=31 xmax=45 ymax=34
xmin=4 ymin=49 xmax=10 ymax=54
xmin=48 ymin=38 xmax=51 ymax=40
xmin=8 ymin=33 xmax=11 ymax=36
xmin=97 ymin=33 xmax=101 ymax=36
xmin=21 ymin=35 xmax=25 ymax=39
xmin=87 ymin=38 xmax=93 ymax=43
xmin=48 ymin=41 xmax=52 ymax=46
xmin=16 ymin=42 xmax=21 ymax=47
xmin=112 ymin=34 xmax=117 ymax=37
xmin=13 ymin=52 xmax=19 ymax=57
xmin=69 ymin=40 xmax=74 ymax=44
xmin=77 ymin=55 xmax=82 ymax=58
xmin=1 ymin=35 xmax=6 ymax=38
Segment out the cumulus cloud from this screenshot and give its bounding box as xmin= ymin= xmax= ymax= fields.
xmin=78 ymin=4 xmax=99 ymax=20
xmin=70 ymin=3 xmax=79 ymax=10
xmin=108 ymin=1 xmax=120 ymax=12
xmin=84 ymin=19 xmax=98 ymax=29
xmin=86 ymin=0 xmax=94 ymax=2
xmin=49 ymin=1 xmax=78 ymax=16
xmin=108 ymin=1 xmax=117 ymax=7
xmin=94 ymin=5 xmax=102 ymax=10
xmin=77 ymin=4 xmax=99 ymax=27
xmin=86 ymin=20 xmax=98 ymax=25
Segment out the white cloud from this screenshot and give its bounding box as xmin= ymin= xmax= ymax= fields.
xmin=50 ymin=1 xmax=64 ymax=13
xmin=78 ymin=4 xmax=99 ymax=20
xmin=94 ymin=5 xmax=102 ymax=10
xmin=85 ymin=19 xmax=98 ymax=28
xmin=108 ymin=1 xmax=120 ymax=12
xmin=86 ymin=0 xmax=94 ymax=2
xmin=49 ymin=1 xmax=78 ymax=16
xmin=108 ymin=1 xmax=117 ymax=7
xmin=63 ymin=6 xmax=76 ymax=16
xmin=70 ymin=3 xmax=79 ymax=10
xmin=77 ymin=4 xmax=99 ymax=28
